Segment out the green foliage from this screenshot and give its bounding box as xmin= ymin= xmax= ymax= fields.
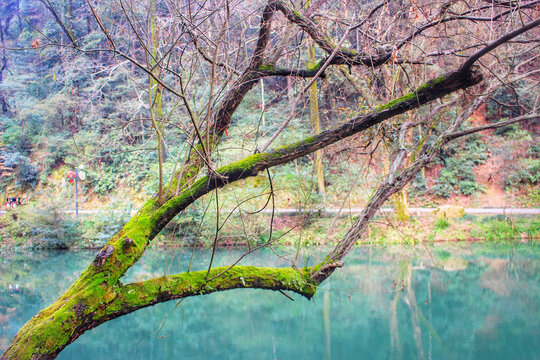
xmin=431 ymin=135 xmax=487 ymax=198
xmin=87 ymin=147 xmax=157 ymax=196
xmin=471 ymin=216 xmax=539 ymax=241
xmin=520 ymin=186 xmax=540 ymax=207
xmin=34 ymin=133 xmax=72 ymax=180
xmin=88 ymin=170 xmax=118 ymax=196
xmin=0 ymin=202 xmax=134 ymax=249
xmin=1 ymin=117 xmax=36 ymax=155
xmin=504 ymin=158 xmax=540 ymax=188
xmin=0 ymin=202 xmax=80 ymax=249
xmin=528 ymin=143 xmax=540 ymax=157
xmin=0 ymin=0 xmax=536 ymax=255
xmin=485 ymin=87 xmax=522 ymax=121
xmin=433 ymin=217 xmax=450 ymax=232
xmin=434 ymin=248 xmax=452 ymax=260
xmin=156 ymin=207 xmax=208 ymax=246
xmin=79 ymin=206 xmax=132 ymax=247
xmin=409 ymin=172 xmax=427 ymax=197
xmin=0 ymin=151 xmax=39 ymax=190
xmin=284 ymin=162 xmax=323 ymax=210
xmin=493 ymin=121 xmax=520 ymax=136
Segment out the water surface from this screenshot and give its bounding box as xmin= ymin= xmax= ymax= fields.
xmin=1 ymin=244 xmax=538 ymax=359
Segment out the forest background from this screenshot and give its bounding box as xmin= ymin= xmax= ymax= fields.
xmin=0 ymin=0 xmax=538 ymax=250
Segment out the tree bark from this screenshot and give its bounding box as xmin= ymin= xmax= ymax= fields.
xmin=307 ymin=33 xmax=325 ymax=195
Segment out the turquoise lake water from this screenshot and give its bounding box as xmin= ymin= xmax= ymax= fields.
xmin=1 ymin=244 xmax=539 ymax=359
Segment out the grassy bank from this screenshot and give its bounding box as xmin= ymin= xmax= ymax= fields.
xmin=1 ymin=202 xmax=537 ymax=250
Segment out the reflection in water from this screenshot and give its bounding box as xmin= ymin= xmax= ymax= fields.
xmin=404 ymin=261 xmax=424 ymax=360
xmin=323 ymin=281 xmax=331 ymax=360
xmin=427 ymin=276 xmax=432 ymax=360
xmin=0 ymin=245 xmax=539 ymax=360
xmin=390 ymin=280 xmax=402 ymax=360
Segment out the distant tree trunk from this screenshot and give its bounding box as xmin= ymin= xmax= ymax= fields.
xmin=287 ymin=75 xmax=294 ymax=104
xmin=391 ymin=122 xmax=411 ymax=221
xmin=40 ymin=0 xmax=77 ymax=45
xmin=307 ymin=33 xmax=325 ymax=195
xmin=392 ymin=188 xmax=410 ymax=221
xmin=0 ymin=17 xmax=11 ymax=114
xmin=65 ymin=0 xmax=74 ymax=31
xmin=0 ymin=60 xmax=8 ymax=114
xmin=388 ymin=78 xmax=412 ymax=222
xmin=260 ymin=78 xmax=266 ymax=127
xmin=148 ymin=0 xmax=166 ymax=203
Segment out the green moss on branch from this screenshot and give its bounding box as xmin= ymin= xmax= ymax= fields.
xmin=114 ymin=265 xmax=317 ymax=312
xmin=307 ymin=59 xmax=324 ymax=72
